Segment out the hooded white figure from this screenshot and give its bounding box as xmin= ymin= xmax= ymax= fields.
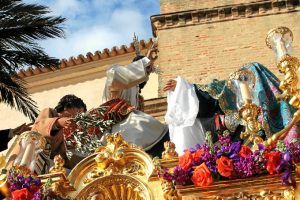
xmin=102 ymin=55 xmax=168 ymax=154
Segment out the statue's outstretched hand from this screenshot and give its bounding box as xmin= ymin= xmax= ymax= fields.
xmin=146 ymin=43 xmax=158 ymax=63
xmin=12 ymin=123 xmax=33 ymax=135
xmin=163 ymin=79 xmax=177 ymax=92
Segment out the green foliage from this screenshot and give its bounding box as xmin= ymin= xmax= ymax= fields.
xmin=0 ymin=0 xmax=66 ymax=120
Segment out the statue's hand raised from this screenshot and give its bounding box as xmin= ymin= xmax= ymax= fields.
xmin=146 ymin=43 xmax=158 ymax=63
xmin=163 ymin=79 xmax=177 ymax=92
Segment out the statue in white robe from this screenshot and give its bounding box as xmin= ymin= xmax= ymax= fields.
xmin=101 ymin=55 xmax=168 ymax=154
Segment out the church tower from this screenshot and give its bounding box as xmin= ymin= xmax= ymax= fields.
xmin=151 ymin=0 xmax=300 ymax=96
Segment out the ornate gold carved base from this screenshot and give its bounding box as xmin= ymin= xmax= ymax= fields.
xmin=76 ymin=174 xmax=153 ymax=200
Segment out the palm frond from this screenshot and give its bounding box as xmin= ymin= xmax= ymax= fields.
xmin=0 ymin=0 xmax=66 ymax=73
xmin=0 ymin=0 xmax=65 ymax=120
xmin=0 ymin=70 xmax=38 ymax=121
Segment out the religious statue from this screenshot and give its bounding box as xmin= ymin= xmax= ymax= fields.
xmin=98 ymin=35 xmax=169 ymax=157
xmin=31 ymin=94 xmax=87 ymax=169
xmin=164 ymin=62 xmax=299 ymax=154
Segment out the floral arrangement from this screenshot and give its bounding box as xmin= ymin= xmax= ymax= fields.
xmin=160 ymin=133 xmax=300 ymax=188
xmin=6 ymin=166 xmax=41 ymax=200
xmin=5 ymin=166 xmax=72 ymax=200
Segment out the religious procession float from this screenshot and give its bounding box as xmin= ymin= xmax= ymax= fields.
xmin=1 ymin=27 xmax=300 ymax=200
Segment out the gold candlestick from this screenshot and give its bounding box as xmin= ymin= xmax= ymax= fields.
xmin=229 ymin=69 xmax=263 ymax=146
xmin=238 ymin=103 xmax=263 ymax=146
xmin=264 ymin=27 xmax=300 ymax=147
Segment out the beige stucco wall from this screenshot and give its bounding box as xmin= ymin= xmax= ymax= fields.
xmin=0 ymin=52 xmax=159 ymax=130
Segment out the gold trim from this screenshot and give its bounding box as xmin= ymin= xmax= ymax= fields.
xmin=68 ymin=133 xmax=154 ymax=197
xmin=76 ymin=174 xmax=154 ymax=200
xmin=266 ymin=26 xmax=293 ymax=49
xmin=38 ymin=172 xmax=76 ymax=197
xmin=176 ymin=172 xmax=299 ymax=199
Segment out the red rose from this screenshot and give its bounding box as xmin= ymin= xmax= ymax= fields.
xmin=192 ymin=149 xmax=204 ymax=162
xmin=191 ymin=163 xmax=213 ymax=186
xmin=239 ymin=145 xmax=252 ymax=158
xmin=216 ymin=156 xmax=234 ymax=177
xmin=265 ymin=151 xmax=281 ymax=174
xmin=178 ymin=150 xmax=193 ymax=170
xmin=11 ymin=188 xmax=32 ymax=200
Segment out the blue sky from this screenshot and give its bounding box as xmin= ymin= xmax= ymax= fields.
xmin=23 ymin=0 xmax=160 ymax=59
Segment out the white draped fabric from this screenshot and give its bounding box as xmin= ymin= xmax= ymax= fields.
xmin=165 ymin=76 xmax=206 ymax=155
xmin=103 ymin=57 xmax=150 ymax=108
xmin=102 ymin=57 xmax=167 ymax=150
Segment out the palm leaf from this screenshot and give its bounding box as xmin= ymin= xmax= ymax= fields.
xmin=0 ymin=0 xmax=66 ymax=74
xmin=0 ymin=70 xmax=38 ymax=121
xmin=0 ymin=0 xmax=66 ymax=120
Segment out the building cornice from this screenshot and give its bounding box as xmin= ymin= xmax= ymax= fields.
xmin=150 ymin=0 xmax=300 ymax=36
xmin=18 ymin=39 xmax=153 ymax=78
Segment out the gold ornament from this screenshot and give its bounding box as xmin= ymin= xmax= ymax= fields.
xmin=264 ymin=27 xmax=300 ymax=147
xmin=68 ymin=132 xmax=155 ymax=199
xmin=162 ymin=141 xmax=178 ymax=160
xmin=49 ymin=155 xmax=66 ymax=175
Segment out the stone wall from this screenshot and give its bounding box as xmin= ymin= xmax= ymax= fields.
xmin=160 ymin=0 xmax=264 ymax=14
xmin=153 ymin=0 xmax=300 ymax=95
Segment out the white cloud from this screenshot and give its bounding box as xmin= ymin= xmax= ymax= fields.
xmin=22 ymin=0 xmax=159 ymax=59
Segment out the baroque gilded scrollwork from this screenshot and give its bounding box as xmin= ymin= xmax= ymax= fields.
xmin=39 ymin=155 xmax=75 ymax=197
xmin=49 ymin=155 xmax=66 ymax=175
xmin=161 ymin=180 xmax=180 ymax=200
xmin=215 ymin=189 xmax=295 ymax=200
xmin=77 ymin=175 xmax=153 ymax=200
xmin=83 ymin=132 xmax=149 ymax=184
xmin=67 ymin=132 xmax=154 ymax=199
xmin=238 ymin=103 xmax=263 ymax=147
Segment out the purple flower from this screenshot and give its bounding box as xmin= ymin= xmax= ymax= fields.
xmin=9 ymin=184 xmax=17 ymax=192
xmin=32 ymin=190 xmax=42 ymax=200
xmin=195 ymin=144 xmax=201 ymax=150
xmin=22 ymin=183 xmax=31 ymax=189
xmin=229 ymin=142 xmax=241 ymax=155
xmin=218 ymin=134 xmax=231 ymax=146
xmin=34 ymin=178 xmax=41 ymax=186
xmin=189 ymin=147 xmax=196 ymax=153
xmin=232 ymin=156 xmax=262 ymax=178
xmin=25 ymin=176 xmax=33 ymax=184
xmin=200 ymin=150 xmax=218 ymax=173
xmin=17 ymin=176 xmax=25 ymax=184
xmin=162 ymin=172 xmax=173 ymax=182
xmin=173 ymin=166 xmax=191 ymax=185
xmin=283 ymin=152 xmax=290 ymax=162
xmin=257 ymin=143 xmax=265 ymax=151
xmin=281 ymin=170 xmax=296 ymax=188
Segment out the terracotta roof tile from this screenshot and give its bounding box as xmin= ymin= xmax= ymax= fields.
xmin=18 ymin=39 xmax=154 ymax=78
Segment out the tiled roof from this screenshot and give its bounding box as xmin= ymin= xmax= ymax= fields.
xmin=18 ymin=39 xmax=154 ymax=78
